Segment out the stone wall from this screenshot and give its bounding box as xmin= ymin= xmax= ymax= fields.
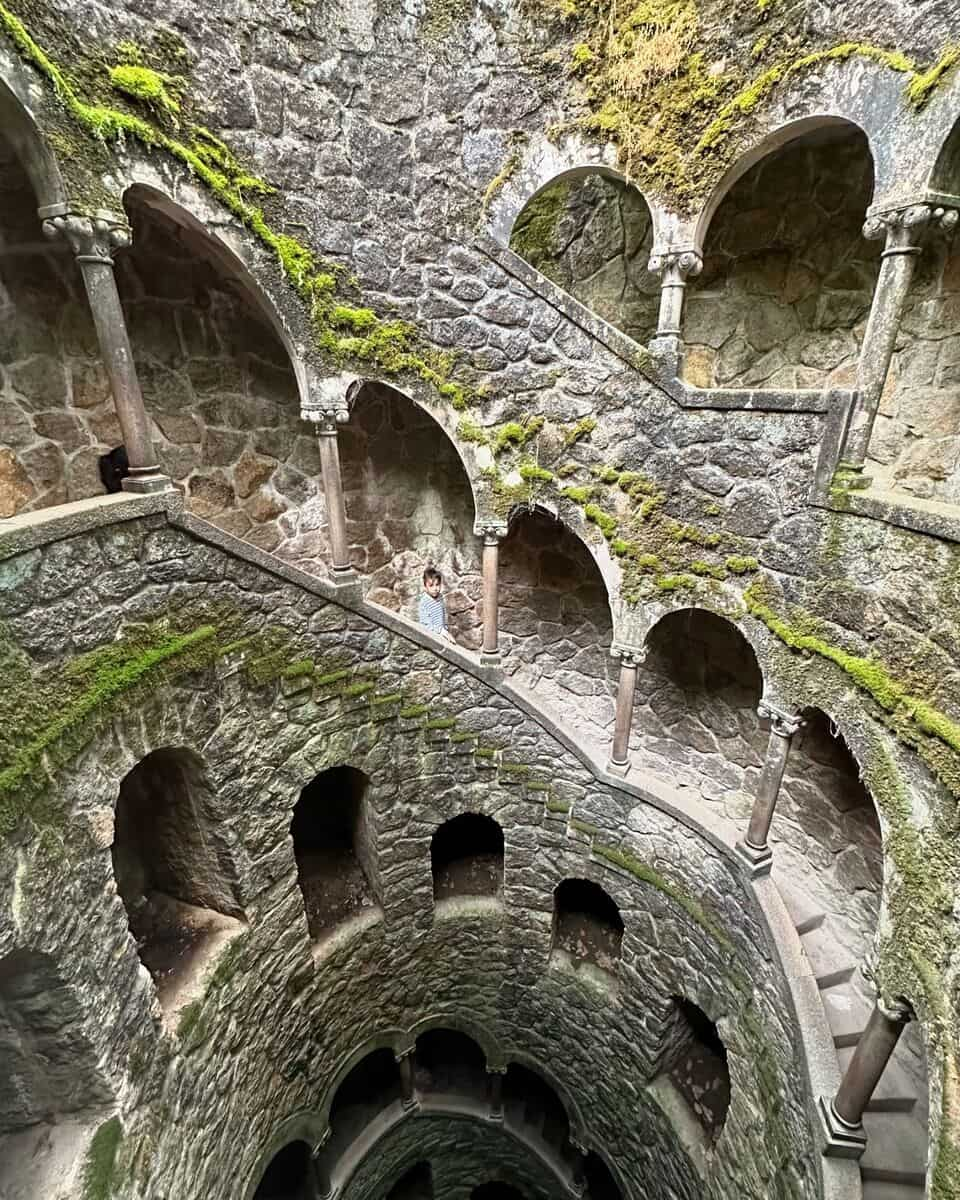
xmin=509 ymin=174 xmax=658 ymax=347
xmin=0 ymin=508 xmax=824 ymax=1200
xmin=683 ymin=125 xmax=879 ymax=390
xmin=868 ymin=228 xmax=960 ymax=503
xmin=0 ymin=136 xmax=105 ymax=517
xmin=499 ymin=506 xmax=616 ymax=747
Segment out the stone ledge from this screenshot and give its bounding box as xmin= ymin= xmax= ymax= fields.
xmin=825 ymin=484 xmax=960 ymax=544
xmin=0 ymin=489 xmax=182 ymax=560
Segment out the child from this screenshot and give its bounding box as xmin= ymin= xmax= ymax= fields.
xmin=418 ymin=566 xmax=455 ymax=643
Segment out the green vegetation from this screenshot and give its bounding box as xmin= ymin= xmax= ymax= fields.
xmin=510 ymin=179 xmax=569 ymax=275
xmin=492 ymin=417 xmax=545 ymax=456
xmin=481 ymin=131 xmax=528 ymax=213
xmin=424 ymin=717 xmax=457 ymax=730
xmin=108 ymin=64 xmax=182 ymax=120
xmin=561 ymin=417 xmax=597 ymax=447
xmin=82 ymin=1118 xmax=122 ymax=1200
xmin=531 ymin=0 xmax=960 ymax=210
xmin=519 ymin=461 xmax=554 ymax=482
xmin=399 ymin=704 xmax=430 ymax=719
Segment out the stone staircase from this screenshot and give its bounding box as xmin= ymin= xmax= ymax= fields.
xmin=778 ymin=882 xmax=929 ymax=1200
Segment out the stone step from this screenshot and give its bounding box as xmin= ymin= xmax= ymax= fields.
xmin=798 ymin=924 xmax=856 ymax=987
xmin=818 ymin=980 xmax=875 ymax=1047
xmin=836 ymin=1046 xmax=918 ymax=1113
xmin=777 ymin=880 xmax=826 ymax=935
xmin=861 ymin=1111 xmax=928 ymax=1185
xmin=860 ymin=1182 xmax=926 ymax=1200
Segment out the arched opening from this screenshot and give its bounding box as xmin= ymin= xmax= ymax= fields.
xmin=430 ymin=813 xmax=504 ymax=903
xmin=0 ymin=126 xmax=99 ymax=517
xmin=502 ymin=1063 xmax=573 ymax=1157
xmin=471 ymin=1184 xmax=524 ymax=1200
xmin=414 ymin=1028 xmax=488 ymax=1099
xmin=582 ymin=1154 xmax=622 ymax=1200
xmin=509 ymin=172 xmax=659 ymax=346
xmin=112 ymin=748 xmax=244 ymax=1014
xmin=341 ymin=381 xmax=480 ymax=638
xmin=328 ymin=1048 xmax=402 ymax=1157
xmin=388 ymin=1162 xmax=433 ymax=1200
xmin=684 ymin=123 xmax=878 ymax=390
xmin=119 ymin=188 xmax=315 ymax=558
xmin=252 ymin=1140 xmax=314 ymax=1200
xmin=864 ymin=122 xmax=960 ymax=504
xmin=551 ymin=879 xmax=623 ymax=974
xmin=499 ymin=506 xmax=614 ymax=745
xmin=660 ymin=997 xmax=730 ymax=1141
xmin=290 ymin=766 xmax=379 ymax=942
xmin=635 ymin=608 xmax=764 ymax=798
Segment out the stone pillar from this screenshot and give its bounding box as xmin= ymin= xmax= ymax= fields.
xmin=42 ymin=211 xmax=169 ymax=493
xmin=607 ymin=649 xmax=641 ymax=778
xmin=736 ymin=702 xmax=804 ymax=877
xmin=311 ymin=1131 xmax=333 ymax=1200
xmin=569 ymin=1135 xmax=588 ymax=1198
xmin=476 ymin=521 xmax=508 ymax=666
xmin=647 ymin=249 xmax=702 ymax=358
xmin=820 ymin=997 xmax=913 ymax=1158
xmin=842 ymin=203 xmax=958 ymax=475
xmin=397 ymin=1047 xmax=418 ymax=1112
xmin=487 ymin=1065 xmax=506 ymax=1121
xmin=308 ymin=408 xmax=357 ymax=586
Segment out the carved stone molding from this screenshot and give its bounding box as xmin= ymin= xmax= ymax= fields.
xmin=42 ymin=211 xmax=131 ymax=263
xmin=609 ymin=643 xmax=645 ymax=668
xmin=474 ymin=521 xmax=509 ymax=543
xmin=647 ymin=249 xmax=703 ymax=278
xmin=757 ymin=699 xmax=804 ymax=738
xmin=863 ymin=202 xmax=959 ymax=244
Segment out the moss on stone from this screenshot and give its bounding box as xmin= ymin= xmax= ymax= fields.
xmin=481 ymin=131 xmax=528 ymax=213
xmin=561 ymin=417 xmax=597 ymax=447
xmin=456 ymin=417 xmax=489 ymax=446
xmin=492 ymin=416 xmax=545 ymax=456
xmin=82 ymin=1117 xmax=122 ymax=1200
xmin=519 ymin=461 xmax=555 ymax=482
xmin=424 ymin=717 xmax=457 ymax=729
xmin=725 ymin=554 xmax=759 ymax=574
xmin=906 ymin=44 xmax=960 ymax=108
xmin=281 ymin=659 xmax=315 ymax=679
xmin=341 ymin=680 xmax=375 ymax=698
xmin=399 ymin=704 xmax=430 ymax=719
xmin=108 ymin=64 xmax=181 ymax=120
xmin=593 ymin=843 xmax=731 ymax=949
xmin=510 ymin=180 xmax=570 ymax=273
xmin=314 ymin=668 xmax=353 ymax=687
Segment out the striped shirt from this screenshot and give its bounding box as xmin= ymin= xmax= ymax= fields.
xmin=418 ymin=592 xmax=447 ymax=634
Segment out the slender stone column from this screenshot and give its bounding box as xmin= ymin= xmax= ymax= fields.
xmin=647 ymin=249 xmax=702 ymax=358
xmin=311 ymin=1130 xmax=333 ymax=1199
xmin=397 ymin=1047 xmax=418 ymax=1112
xmin=315 ymin=413 xmax=357 ymax=583
xmin=476 ymin=521 xmax=508 ymax=666
xmin=820 ymin=997 xmax=913 ymax=1158
xmin=736 ymin=702 xmax=804 ymax=877
xmin=842 ymin=203 xmax=958 ymax=475
xmin=42 ymin=211 xmax=168 ymax=493
xmin=487 ymin=1065 xmax=506 ymax=1121
xmin=607 ymin=649 xmax=641 ymax=778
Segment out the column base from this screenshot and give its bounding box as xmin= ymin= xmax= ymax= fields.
xmin=480 ymin=650 xmax=502 ymax=668
xmin=121 ymin=472 xmax=173 ymax=495
xmin=329 ymin=566 xmax=362 ymax=599
xmin=606 ymin=758 xmax=631 ymax=779
xmin=735 ymin=838 xmax=773 ymax=878
xmin=818 ymin=1096 xmax=867 ymax=1159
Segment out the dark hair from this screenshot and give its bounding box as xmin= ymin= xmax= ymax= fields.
xmin=423 ymin=567 xmax=442 ymax=585
xmin=98 ymin=445 xmax=129 ymax=494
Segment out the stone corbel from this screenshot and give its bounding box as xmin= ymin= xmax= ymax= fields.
xmin=757 ymin=698 xmax=805 ymax=740
xmin=474 ymin=520 xmax=509 ymax=544
xmin=862 ymin=201 xmax=958 ymax=251
xmin=301 ymin=371 xmax=363 ymax=431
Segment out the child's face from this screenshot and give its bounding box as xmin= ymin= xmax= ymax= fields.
xmin=424 ymin=576 xmax=442 ymax=598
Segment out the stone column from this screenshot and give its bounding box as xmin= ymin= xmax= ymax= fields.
xmin=736 ymin=702 xmax=804 ymax=877
xmin=476 ymin=521 xmax=508 ymax=666
xmin=647 ymin=249 xmax=702 ymax=358
xmin=487 ymin=1065 xmax=506 ymax=1121
xmin=311 ymin=1131 xmax=333 ymax=1200
xmin=607 ymin=649 xmax=641 ymax=778
xmin=842 ymin=203 xmax=958 ymax=475
xmin=397 ymin=1047 xmax=418 ymax=1112
xmin=820 ymin=997 xmax=913 ymax=1157
xmin=42 ymin=211 xmax=169 ymax=493
xmin=309 ymin=408 xmax=357 ymax=586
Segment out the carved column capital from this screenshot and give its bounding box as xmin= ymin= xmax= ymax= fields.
xmin=302 ymin=405 xmax=350 ymax=433
xmin=474 ymin=521 xmax=509 ymax=544
xmin=877 ymin=994 xmax=914 ymax=1025
xmin=757 ymin=699 xmax=804 ymax=738
xmin=863 ymin=203 xmax=959 ymax=253
xmin=647 ymin=248 xmax=703 ymax=278
xmin=42 ymin=211 xmax=131 ymax=264
xmin=610 ymin=643 xmax=645 ymax=668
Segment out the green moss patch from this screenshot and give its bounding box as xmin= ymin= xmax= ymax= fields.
xmin=82 ymin=1117 xmax=122 ymax=1200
